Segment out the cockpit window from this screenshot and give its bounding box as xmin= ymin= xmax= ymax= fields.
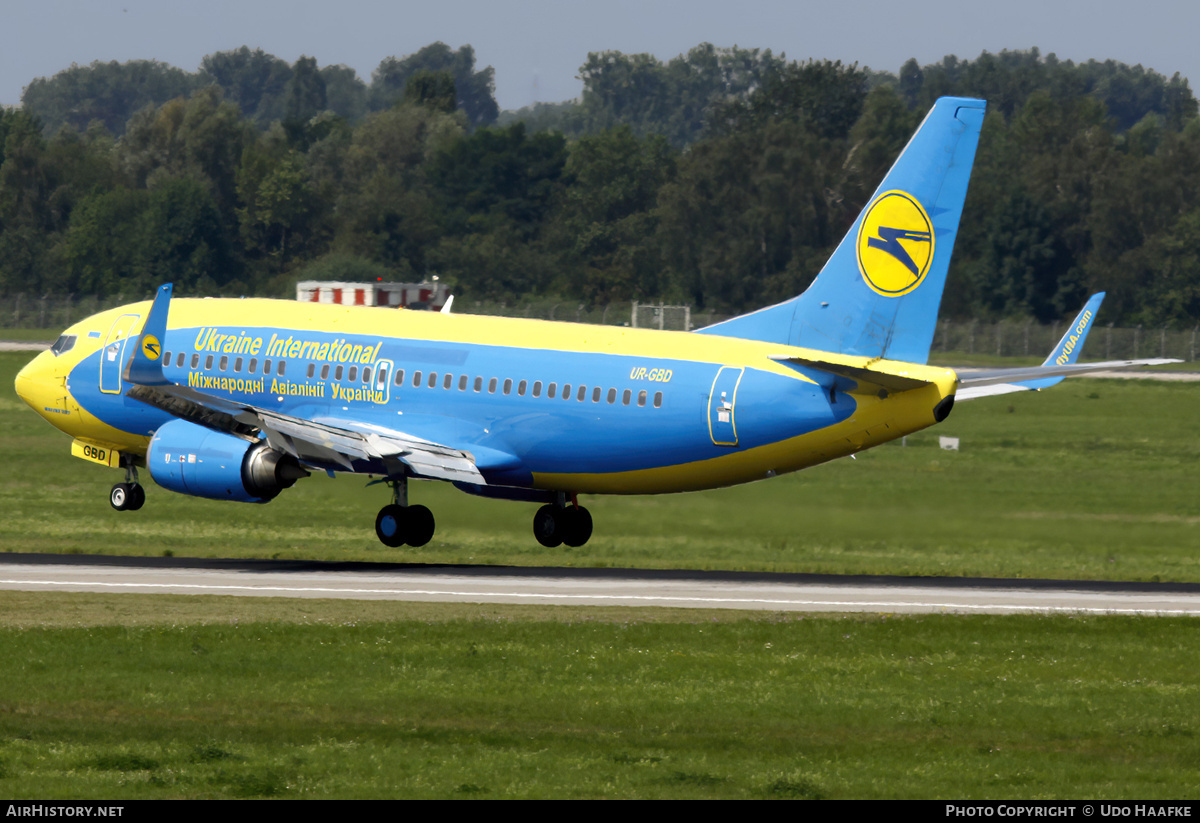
xmin=50 ymin=335 xmax=77 ymax=356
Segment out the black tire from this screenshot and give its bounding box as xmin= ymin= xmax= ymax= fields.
xmin=375 ymin=504 xmax=407 ymax=547
xmin=406 ymin=505 xmax=435 ymax=548
xmin=126 ymin=484 xmax=146 ymax=511
xmin=110 ymin=483 xmax=130 ymax=511
xmin=561 ymin=506 xmax=593 ymax=548
xmin=533 ymin=504 xmax=563 ymax=548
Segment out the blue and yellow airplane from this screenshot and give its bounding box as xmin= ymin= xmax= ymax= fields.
xmin=13 ymin=97 xmax=1174 ymax=548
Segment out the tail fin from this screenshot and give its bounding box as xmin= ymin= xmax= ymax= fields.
xmin=698 ymin=97 xmax=986 ymax=364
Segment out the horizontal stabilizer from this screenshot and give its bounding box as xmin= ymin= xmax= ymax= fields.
xmin=769 ymin=354 xmax=939 ymax=393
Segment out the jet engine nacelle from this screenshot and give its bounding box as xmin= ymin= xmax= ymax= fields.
xmin=147 ymin=419 xmax=309 ymax=503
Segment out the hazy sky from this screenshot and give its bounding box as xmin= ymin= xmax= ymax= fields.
xmin=3 ymin=0 xmax=1198 ymax=111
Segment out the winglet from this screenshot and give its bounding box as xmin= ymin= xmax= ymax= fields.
xmin=123 ymin=283 xmax=173 ymax=386
xmin=1019 ymin=292 xmax=1105 ymax=390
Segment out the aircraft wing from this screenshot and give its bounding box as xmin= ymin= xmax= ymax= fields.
xmin=956 ymin=359 xmax=1180 ymax=399
xmin=951 ymin=293 xmax=1181 ymax=401
xmin=122 ymin=285 xmax=486 ymax=485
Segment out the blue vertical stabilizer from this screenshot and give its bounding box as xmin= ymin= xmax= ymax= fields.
xmin=698 ymin=97 xmax=986 ymax=364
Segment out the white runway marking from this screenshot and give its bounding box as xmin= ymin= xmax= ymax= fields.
xmin=3 ymin=563 xmax=1200 ymax=615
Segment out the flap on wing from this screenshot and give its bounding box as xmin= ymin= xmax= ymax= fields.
xmin=128 ymin=382 xmax=485 ymax=484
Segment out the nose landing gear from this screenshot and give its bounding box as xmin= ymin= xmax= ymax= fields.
xmin=110 ymin=460 xmax=145 ymax=511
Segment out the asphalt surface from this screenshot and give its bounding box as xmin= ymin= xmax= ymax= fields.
xmin=2 ymin=554 xmax=1199 ymax=615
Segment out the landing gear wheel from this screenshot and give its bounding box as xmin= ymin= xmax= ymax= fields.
xmin=126 ymin=484 xmax=146 ymax=511
xmin=375 ymin=504 xmax=407 ymax=547
xmin=533 ymin=504 xmax=563 ymax=548
xmin=561 ymin=506 xmax=593 ymax=548
xmin=110 ymin=483 xmax=131 ymax=511
xmin=374 ymin=504 xmax=437 ymax=548
xmin=406 ymin=505 xmax=435 ymax=548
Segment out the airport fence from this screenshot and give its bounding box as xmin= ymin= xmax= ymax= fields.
xmin=2 ymin=293 xmax=1196 ymax=362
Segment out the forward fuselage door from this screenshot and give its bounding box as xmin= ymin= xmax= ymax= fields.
xmin=99 ymin=314 xmax=141 ymax=394
xmin=707 ymin=366 xmax=744 ymax=447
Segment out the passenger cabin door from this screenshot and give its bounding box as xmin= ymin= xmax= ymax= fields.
xmin=707 ymin=366 xmax=744 ymax=447
xmin=99 ymin=314 xmax=140 ymax=395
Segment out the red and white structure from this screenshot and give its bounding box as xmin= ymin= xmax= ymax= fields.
xmin=296 ymin=280 xmax=450 ymax=310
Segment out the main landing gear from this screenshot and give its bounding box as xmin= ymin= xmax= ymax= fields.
xmin=370 ymin=480 xmax=592 ymax=549
xmin=533 ymin=494 xmax=593 ymax=548
xmin=374 ymin=476 xmax=435 ymax=548
xmin=110 ymin=460 xmax=145 ymax=512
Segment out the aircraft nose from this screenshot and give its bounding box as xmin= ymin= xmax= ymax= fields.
xmin=14 ymin=351 xmax=67 ymax=420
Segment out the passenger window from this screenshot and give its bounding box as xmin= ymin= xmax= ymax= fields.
xmin=377 ymin=365 xmax=389 ymax=385
xmin=235 ymin=357 xmax=244 ymax=373
xmin=607 ymin=388 xmax=616 ymax=404
xmin=191 ymin=354 xmax=200 ymax=368
xmin=305 ymin=362 xmax=313 ymax=378
xmin=394 ymin=369 xmax=405 ymax=386
xmin=518 ymin=380 xmax=527 ymax=396
xmin=443 ymin=374 xmax=453 ymax=389
xmin=205 ymin=355 xmax=214 ymax=370
xmin=459 ymin=375 xmax=468 ymax=390
xmin=428 ymin=372 xmax=437 ymax=388
xmin=474 ymin=377 xmax=483 ymax=392
xmin=249 ymin=357 xmax=257 ymax=373
xmin=623 ymin=389 xmax=631 ymax=405
xmin=335 ymin=365 xmax=343 ymax=380
xmin=561 ymin=383 xmax=571 ymax=400
xmin=348 ymin=366 xmax=358 ymax=381
xmin=592 ymin=387 xmax=601 ymax=403
xmin=548 ymin=383 xmax=557 ymax=399
xmin=162 ymin=351 xmax=171 ymax=366
xmin=219 ymin=355 xmax=228 ymax=371
xmin=413 ymin=371 xmax=422 ymax=387
xmin=362 ymin=367 xmax=371 ymax=384
xmin=577 ymin=386 xmax=586 ymax=402
xmin=533 ymin=381 xmax=542 ymax=398
xmin=488 ymin=377 xmax=497 ymax=393
xmin=277 ymin=361 xmax=286 ymax=376
xmin=321 ymin=364 xmax=330 ymax=379
xmin=654 ymin=391 xmax=663 ymax=408
xmin=503 ymin=378 xmax=512 ymax=395
xmin=638 ymin=390 xmax=647 ymax=407
xmin=263 ymin=358 xmax=271 ymax=374
xmin=176 ymin=353 xmax=185 ymax=367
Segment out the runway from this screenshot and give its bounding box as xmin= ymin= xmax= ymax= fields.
xmin=2 ymin=554 xmax=1199 ymax=615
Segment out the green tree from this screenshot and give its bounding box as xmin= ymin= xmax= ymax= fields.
xmin=282 ymin=56 xmax=328 ymax=145
xmin=63 ymin=179 xmax=238 ymax=296
xmin=21 ymin=59 xmax=200 ymax=136
xmin=199 ymin=47 xmax=293 ymax=127
xmin=549 ymin=126 xmax=676 ymax=302
xmin=370 ymin=43 xmax=498 ymax=128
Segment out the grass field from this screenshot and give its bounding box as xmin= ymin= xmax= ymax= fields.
xmin=1 ymin=594 xmax=1199 ymax=799
xmin=3 ymin=349 xmax=1199 ymax=799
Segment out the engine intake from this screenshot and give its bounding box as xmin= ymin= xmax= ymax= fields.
xmin=148 ymin=419 xmax=309 ymax=503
